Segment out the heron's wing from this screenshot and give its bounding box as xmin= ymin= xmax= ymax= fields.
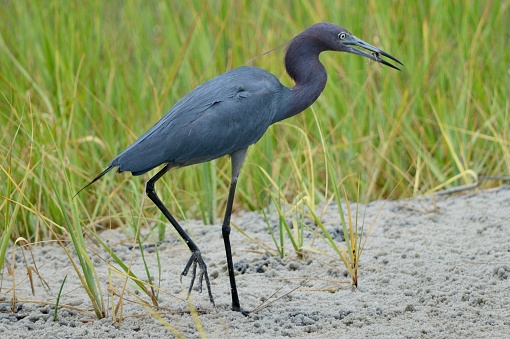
xmin=111 ymin=67 xmax=283 ymax=175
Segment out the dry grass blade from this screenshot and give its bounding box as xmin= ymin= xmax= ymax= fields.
xmin=250 ymin=277 xmax=311 ymax=315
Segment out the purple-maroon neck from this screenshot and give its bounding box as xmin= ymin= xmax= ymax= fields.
xmin=272 ymin=32 xmax=328 ymax=123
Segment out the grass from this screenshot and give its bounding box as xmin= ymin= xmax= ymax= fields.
xmin=1 ymin=0 xmax=509 ymax=324
xmin=53 ymin=274 xmax=67 ymax=321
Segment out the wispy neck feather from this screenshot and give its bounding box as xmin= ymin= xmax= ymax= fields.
xmin=272 ymin=34 xmax=328 ymax=123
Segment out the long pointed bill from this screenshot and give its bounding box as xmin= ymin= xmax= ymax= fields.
xmin=343 ymin=36 xmax=403 ymax=71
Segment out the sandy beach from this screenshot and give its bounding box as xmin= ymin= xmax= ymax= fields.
xmin=1 ymin=185 xmax=509 ymax=338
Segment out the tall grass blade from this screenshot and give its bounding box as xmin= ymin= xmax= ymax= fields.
xmin=53 ymin=275 xmax=67 ymax=321
xmin=52 ymin=177 xmax=105 ymax=318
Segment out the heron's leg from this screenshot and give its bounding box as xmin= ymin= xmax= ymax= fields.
xmin=145 ymin=165 xmax=214 ymax=306
xmin=222 ymin=149 xmax=248 ymax=314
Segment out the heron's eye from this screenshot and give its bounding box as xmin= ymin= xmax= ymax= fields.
xmin=338 ymin=33 xmax=346 ymax=40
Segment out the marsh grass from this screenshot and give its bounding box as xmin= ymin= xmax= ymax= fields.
xmin=1 ymin=0 xmax=509 ymax=325
xmin=53 ymin=274 xmax=67 ymax=321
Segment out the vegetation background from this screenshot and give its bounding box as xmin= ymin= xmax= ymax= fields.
xmin=1 ymin=0 xmax=509 ymax=319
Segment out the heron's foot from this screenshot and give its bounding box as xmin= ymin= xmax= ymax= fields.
xmin=234 ymin=307 xmax=250 ymax=317
xmin=181 ymin=250 xmax=215 ymax=306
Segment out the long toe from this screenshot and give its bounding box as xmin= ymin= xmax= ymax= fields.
xmin=188 ymin=260 xmax=198 ymax=295
xmin=181 ymin=251 xmax=198 ymax=277
xmin=241 ymin=310 xmax=250 ymax=317
xmin=197 ymin=256 xmax=215 ymax=306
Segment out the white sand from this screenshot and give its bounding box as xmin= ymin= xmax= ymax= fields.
xmin=1 ymin=185 xmax=509 ymax=338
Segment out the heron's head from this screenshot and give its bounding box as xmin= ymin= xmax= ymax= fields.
xmin=305 ymin=23 xmax=403 ymax=70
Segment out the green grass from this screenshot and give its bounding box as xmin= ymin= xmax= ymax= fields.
xmin=1 ymin=0 xmax=509 ymax=320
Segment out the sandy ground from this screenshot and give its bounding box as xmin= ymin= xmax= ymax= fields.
xmin=1 ymin=185 xmax=509 ymax=338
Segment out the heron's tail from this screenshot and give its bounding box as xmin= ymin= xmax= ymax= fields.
xmin=73 ymin=165 xmax=114 ymax=198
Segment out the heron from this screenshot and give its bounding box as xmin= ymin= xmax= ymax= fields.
xmin=78 ymin=22 xmax=402 ymax=314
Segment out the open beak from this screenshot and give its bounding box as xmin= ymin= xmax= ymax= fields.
xmin=343 ymin=36 xmax=403 ymax=71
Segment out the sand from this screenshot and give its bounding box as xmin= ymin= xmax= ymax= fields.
xmin=1 ymin=185 xmax=509 ymax=338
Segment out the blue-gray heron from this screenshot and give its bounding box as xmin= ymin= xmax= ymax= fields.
xmin=79 ymin=23 xmax=402 ymax=314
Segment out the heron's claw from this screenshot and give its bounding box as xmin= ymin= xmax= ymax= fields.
xmin=181 ymin=251 xmax=215 ymax=306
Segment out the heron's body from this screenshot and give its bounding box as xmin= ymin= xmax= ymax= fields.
xmin=79 ymin=22 xmax=402 ymax=314
xmin=113 ymin=66 xmax=285 ymax=174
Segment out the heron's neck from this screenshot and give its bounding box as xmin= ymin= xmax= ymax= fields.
xmin=273 ymin=43 xmax=328 ymax=124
